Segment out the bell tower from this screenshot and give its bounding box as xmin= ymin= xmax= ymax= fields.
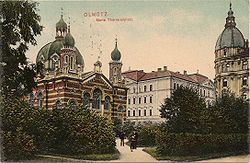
xmin=109 ymin=38 xmax=123 ymax=84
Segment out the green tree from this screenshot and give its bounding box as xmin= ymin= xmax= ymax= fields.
xmin=160 ymin=86 xmax=206 ymax=133
xmin=211 ymin=93 xmax=249 ymax=134
xmin=121 ymin=120 xmax=136 ymax=137
xmin=0 ymin=1 xmax=43 ymax=97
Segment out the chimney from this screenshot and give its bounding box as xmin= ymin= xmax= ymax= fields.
xmin=163 ymin=66 xmax=167 ymax=71
xmin=183 ymin=70 xmax=187 ymax=75
xmin=157 ymin=68 xmax=162 ymax=72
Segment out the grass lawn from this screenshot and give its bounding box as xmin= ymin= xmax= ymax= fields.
xmin=143 ymin=147 xmax=249 ymax=162
xmin=21 ymin=149 xmax=120 ymax=162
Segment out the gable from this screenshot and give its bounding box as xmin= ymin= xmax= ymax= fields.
xmin=82 ymin=73 xmax=113 ymax=89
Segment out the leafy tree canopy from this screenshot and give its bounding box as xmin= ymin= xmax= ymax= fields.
xmin=160 ymin=86 xmax=206 ymax=133
xmin=0 ymin=1 xmax=43 ymax=97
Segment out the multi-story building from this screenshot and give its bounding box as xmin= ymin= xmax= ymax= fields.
xmin=214 ymin=3 xmax=249 ymax=99
xmin=122 ymin=67 xmax=215 ymax=123
xmin=29 ymin=14 xmax=127 ymax=121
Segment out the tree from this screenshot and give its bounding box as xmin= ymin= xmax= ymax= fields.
xmin=210 ymin=93 xmax=249 ymax=134
xmin=160 ymin=86 xmax=206 ymax=133
xmin=0 ymin=1 xmax=43 ymax=97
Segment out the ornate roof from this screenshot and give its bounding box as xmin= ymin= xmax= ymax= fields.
xmin=111 ymin=38 xmax=121 ymax=61
xmin=215 ymin=3 xmax=245 ymax=50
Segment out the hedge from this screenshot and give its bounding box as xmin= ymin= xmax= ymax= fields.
xmin=156 ymin=133 xmax=248 ymax=156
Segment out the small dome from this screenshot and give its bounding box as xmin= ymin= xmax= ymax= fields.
xmin=111 ymin=39 xmax=121 ymax=61
xmin=215 ymin=27 xmax=245 ymax=50
xmin=64 ymin=33 xmax=75 ymax=47
xmin=56 ymin=16 xmax=67 ymax=29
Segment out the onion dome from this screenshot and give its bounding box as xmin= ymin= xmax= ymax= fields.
xmin=64 ymin=32 xmax=75 ymax=47
xmin=111 ymin=38 xmax=121 ymax=61
xmin=215 ymin=3 xmax=245 ymax=50
xmin=56 ymin=15 xmax=67 ymax=29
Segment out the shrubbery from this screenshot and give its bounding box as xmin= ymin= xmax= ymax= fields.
xmin=50 ymin=106 xmax=116 ymax=155
xmin=157 ymin=87 xmax=249 ymax=157
xmin=137 ymin=122 xmax=160 ymax=147
xmin=1 ymin=97 xmax=116 ymax=161
xmin=156 ymin=133 xmax=248 ymax=156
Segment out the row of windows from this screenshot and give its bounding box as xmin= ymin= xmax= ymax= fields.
xmin=29 ymin=88 xmax=124 ymax=111
xmin=215 ymin=61 xmax=248 ymax=73
xmin=131 ymin=84 xmax=153 ymax=93
xmin=127 ymin=109 xmax=152 ymax=117
xmin=221 ymin=77 xmax=248 ymax=87
xmin=128 ymin=96 xmax=153 ymax=104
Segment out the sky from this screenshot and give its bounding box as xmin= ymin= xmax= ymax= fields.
xmin=27 ymin=0 xmax=249 ymax=79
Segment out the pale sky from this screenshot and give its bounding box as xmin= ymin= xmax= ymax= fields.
xmin=27 ymin=0 xmax=249 ymax=79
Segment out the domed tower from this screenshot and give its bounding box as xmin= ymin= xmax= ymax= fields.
xmin=214 ymin=3 xmax=249 ymax=99
xmin=36 ymin=14 xmax=84 ymax=75
xmin=109 ymin=38 xmax=123 ymax=84
xmin=56 ymin=13 xmax=67 ymax=39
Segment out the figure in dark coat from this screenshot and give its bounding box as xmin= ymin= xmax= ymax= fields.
xmin=119 ymin=132 xmax=125 ymax=146
xmin=129 ymin=131 xmax=138 ymax=152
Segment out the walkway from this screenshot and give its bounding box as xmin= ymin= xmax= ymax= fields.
xmin=108 ymin=139 xmax=159 ymax=162
xmin=197 ymin=154 xmax=250 ymax=162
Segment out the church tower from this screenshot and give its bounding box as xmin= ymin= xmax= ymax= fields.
xmin=109 ymin=38 xmax=123 ymax=84
xmin=214 ymin=3 xmax=249 ymax=99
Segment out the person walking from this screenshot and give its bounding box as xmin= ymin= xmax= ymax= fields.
xmin=119 ymin=132 xmax=125 ymax=146
xmin=129 ymin=132 xmax=137 ymax=152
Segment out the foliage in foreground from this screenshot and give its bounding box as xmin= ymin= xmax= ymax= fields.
xmin=156 ymin=87 xmax=249 ymax=157
xmin=156 ymin=133 xmax=248 ymax=156
xmin=1 ymin=97 xmax=116 ymax=161
xmin=1 ymin=1 xmax=43 ymax=97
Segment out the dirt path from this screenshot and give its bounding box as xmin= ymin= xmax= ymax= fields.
xmin=108 ymin=139 xmax=159 ymax=162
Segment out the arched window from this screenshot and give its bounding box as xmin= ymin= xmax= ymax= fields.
xmin=55 ymin=100 xmax=62 ymax=109
xmin=127 ymin=110 xmax=131 ymax=117
xmin=92 ymin=89 xmax=102 ymax=109
xmin=223 ymin=79 xmax=227 ymax=87
xmin=118 ymin=106 xmax=125 ymax=112
xmin=242 ymin=62 xmax=248 ymax=70
xmin=104 ymin=96 xmax=111 ymax=110
xmin=37 ymin=92 xmax=43 ymax=109
xmin=70 ymin=56 xmax=74 ymax=69
xmin=83 ymin=93 xmax=90 ymax=108
xmin=29 ymin=93 xmax=35 ymax=107
xmin=226 ymin=63 xmax=230 ymax=72
xmin=68 ymin=99 xmax=77 ymax=109
xmin=242 ymin=77 xmax=247 ymax=86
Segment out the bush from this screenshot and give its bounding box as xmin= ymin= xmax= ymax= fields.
xmin=137 ymin=123 xmax=160 ymax=147
xmin=1 ymin=97 xmax=39 ymax=160
xmin=50 ymin=106 xmax=116 ymax=155
xmin=2 ymin=129 xmax=36 ymax=161
xmin=156 ymin=132 xmax=248 ymax=156
xmin=1 ymin=97 xmax=116 ymax=160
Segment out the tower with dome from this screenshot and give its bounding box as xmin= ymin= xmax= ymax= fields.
xmin=214 ymin=3 xmax=249 ymax=99
xmin=30 ymin=14 xmax=127 ymax=122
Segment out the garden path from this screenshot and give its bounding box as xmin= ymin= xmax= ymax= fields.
xmin=108 ymin=138 xmax=159 ymax=162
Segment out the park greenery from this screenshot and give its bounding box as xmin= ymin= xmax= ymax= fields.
xmin=144 ymin=86 xmax=248 ymax=161
xmin=1 ymin=97 xmax=116 ymax=161
xmin=0 ymin=0 xmax=248 ymax=162
xmin=0 ymin=1 xmax=43 ymax=97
